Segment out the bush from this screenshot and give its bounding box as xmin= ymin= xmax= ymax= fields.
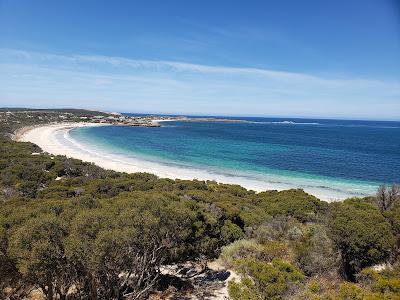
xmin=220 ymin=239 xmax=288 ymax=268
xmin=357 ymin=267 xmax=400 ymax=296
xmin=294 ymin=224 xmax=339 ymax=276
xmin=1 ymin=129 xmax=399 ymax=299
xmin=245 ymin=215 xmax=306 ymax=245
xmin=338 ymin=282 xmax=365 ymax=300
xmin=220 ymin=220 xmax=244 ymax=244
xmin=257 ymin=189 xmax=325 ymax=222
xmin=228 ymin=258 xmax=304 ymax=300
xmin=328 ymin=199 xmax=395 ymax=279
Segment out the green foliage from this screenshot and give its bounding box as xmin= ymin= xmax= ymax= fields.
xmin=220 ymin=220 xmax=245 ymax=244
xmin=246 ymin=215 xmax=304 ymax=243
xmin=385 ymin=201 xmax=400 ymax=236
xmin=358 ymin=267 xmax=400 ymax=297
xmin=256 ymin=189 xmax=326 ymax=222
xmin=294 ymin=224 xmax=338 ymax=276
xmin=0 ymin=116 xmax=399 ymax=299
xmin=338 ymin=282 xmax=366 ymax=300
xmin=228 ymin=258 xmax=304 ymax=300
xmin=7 ymin=213 xmax=72 ymax=298
xmin=0 ymin=218 xmax=20 ymax=295
xmin=220 ymin=239 xmax=288 ymax=268
xmin=328 ymin=199 xmax=395 ymax=279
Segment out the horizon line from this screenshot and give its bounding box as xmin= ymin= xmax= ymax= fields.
xmin=1 ymin=106 xmax=399 ymax=122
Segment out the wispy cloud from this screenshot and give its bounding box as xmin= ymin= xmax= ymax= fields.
xmin=0 ymin=48 xmax=399 ymax=119
xmin=2 ymin=48 xmax=399 ymax=84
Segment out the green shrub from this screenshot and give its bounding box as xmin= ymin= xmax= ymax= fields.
xmin=294 ymin=224 xmax=338 ymax=276
xmin=328 ymin=199 xmax=395 ymax=279
xmin=228 ymin=258 xmax=304 ymax=300
xmin=220 ymin=239 xmax=288 ymax=268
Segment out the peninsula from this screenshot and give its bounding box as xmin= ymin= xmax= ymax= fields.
xmin=1 ymin=108 xmax=248 ymax=137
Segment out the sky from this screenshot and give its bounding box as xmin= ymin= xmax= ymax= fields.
xmin=0 ymin=0 xmax=399 ymax=120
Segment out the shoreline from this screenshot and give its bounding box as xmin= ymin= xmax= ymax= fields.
xmin=16 ymin=122 xmax=376 ymax=201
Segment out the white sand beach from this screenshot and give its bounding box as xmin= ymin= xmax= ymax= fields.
xmin=16 ymin=123 xmax=375 ymax=201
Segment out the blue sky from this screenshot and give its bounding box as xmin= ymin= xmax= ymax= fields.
xmin=0 ymin=0 xmax=399 ymax=120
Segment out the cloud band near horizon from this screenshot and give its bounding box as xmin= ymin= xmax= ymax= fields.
xmin=0 ymin=49 xmax=399 ymax=120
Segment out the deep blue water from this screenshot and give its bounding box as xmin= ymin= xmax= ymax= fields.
xmin=70 ymin=116 xmax=400 ymax=198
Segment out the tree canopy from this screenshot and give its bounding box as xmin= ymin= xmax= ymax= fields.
xmin=0 ymin=112 xmax=399 ymax=299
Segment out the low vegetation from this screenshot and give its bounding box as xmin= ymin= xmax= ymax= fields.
xmin=0 ymin=109 xmax=399 ymax=299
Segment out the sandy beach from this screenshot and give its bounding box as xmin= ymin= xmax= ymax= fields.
xmin=16 ymin=122 xmax=375 ymax=201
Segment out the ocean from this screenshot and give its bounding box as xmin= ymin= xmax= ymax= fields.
xmin=69 ymin=116 xmax=400 ymax=200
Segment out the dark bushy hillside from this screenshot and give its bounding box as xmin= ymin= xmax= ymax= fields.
xmin=0 ymin=112 xmax=399 ymax=299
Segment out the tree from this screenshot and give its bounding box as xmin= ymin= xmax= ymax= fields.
xmin=0 ymin=221 xmax=22 ymax=299
xmin=328 ymin=199 xmax=395 ymax=279
xmin=376 ymin=184 xmax=399 ymax=213
xmin=63 ymin=194 xmax=198 ymax=299
xmin=8 ymin=214 xmax=72 ymax=300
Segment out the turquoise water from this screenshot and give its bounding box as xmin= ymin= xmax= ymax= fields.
xmin=69 ymin=117 xmax=400 ymax=198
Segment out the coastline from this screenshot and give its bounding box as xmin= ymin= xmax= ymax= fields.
xmin=16 ymin=122 xmax=376 ymax=201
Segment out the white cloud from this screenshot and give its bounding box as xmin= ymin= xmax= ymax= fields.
xmin=0 ymin=48 xmax=399 ymax=119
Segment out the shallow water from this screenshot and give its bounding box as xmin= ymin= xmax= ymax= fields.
xmin=69 ymin=117 xmax=400 ymax=200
